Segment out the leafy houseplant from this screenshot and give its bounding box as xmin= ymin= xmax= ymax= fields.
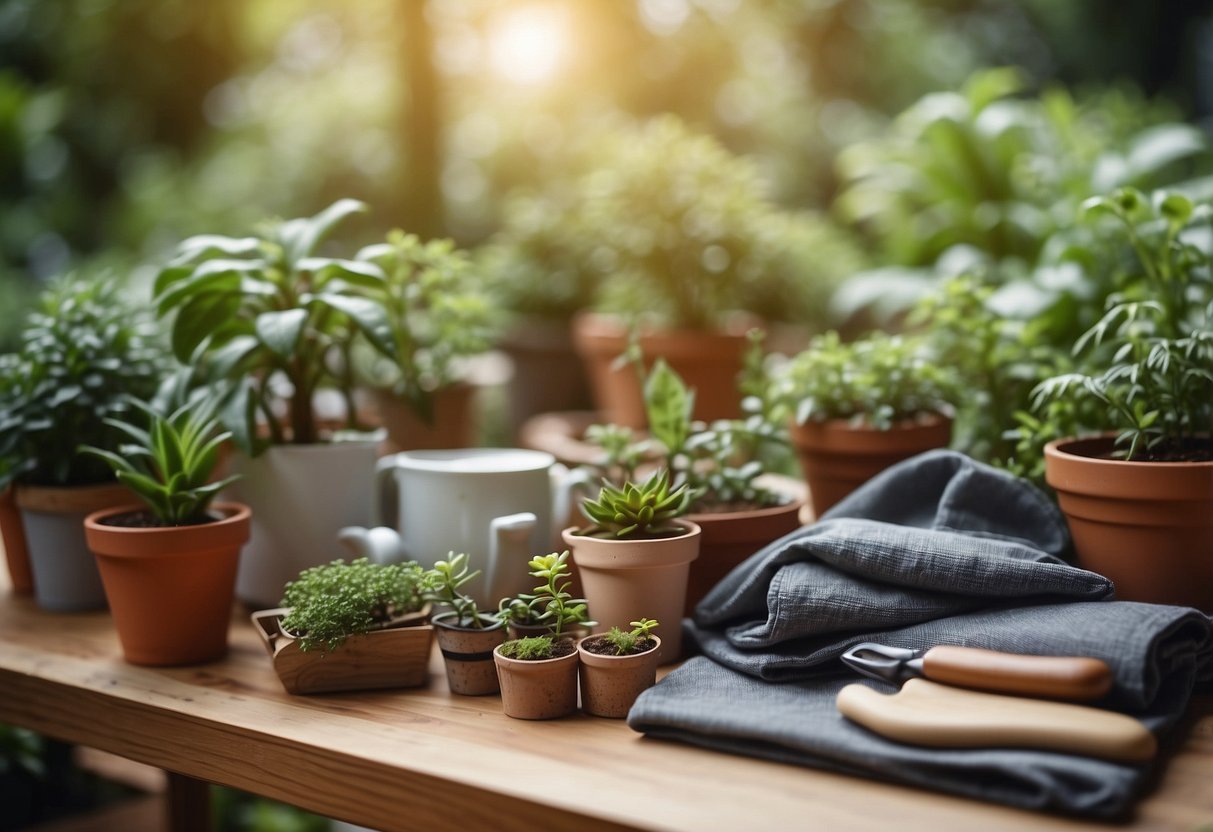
xmin=496 ymin=550 xmax=594 ymax=639
xmin=774 ymin=330 xmax=958 ymax=517
xmin=0 ymin=276 xmax=163 ymax=611
xmin=1033 ymin=189 xmax=1213 ymax=611
xmin=81 ymin=398 xmax=251 ymax=666
xmin=251 ymin=558 xmax=432 ymax=695
xmin=578 ymin=619 xmax=662 ymax=719
xmin=154 ymin=199 xmax=395 ymax=606
xmin=562 ymin=470 xmax=700 ymax=663
xmin=424 ymin=552 xmax=506 ymax=696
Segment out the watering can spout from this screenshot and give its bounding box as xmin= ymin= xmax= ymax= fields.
xmin=337 ymin=525 xmax=411 ymax=565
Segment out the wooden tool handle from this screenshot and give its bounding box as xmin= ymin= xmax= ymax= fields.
xmin=923 ymin=645 xmax=1113 ymax=701
xmin=837 ymin=679 xmax=1156 ymax=763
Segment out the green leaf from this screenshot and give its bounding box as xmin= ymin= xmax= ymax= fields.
xmin=155 ymin=259 xmax=261 ymax=313
xmin=297 ymin=258 xmax=386 ymax=289
xmin=165 ymin=235 xmax=263 ymax=269
xmin=254 ymin=309 xmax=309 ymax=359
xmin=278 ymin=199 xmax=367 ymax=267
xmin=171 ymin=291 xmax=243 ymax=364
xmin=644 ymin=359 xmax=693 ymax=454
xmin=307 ymin=292 xmax=396 ymax=358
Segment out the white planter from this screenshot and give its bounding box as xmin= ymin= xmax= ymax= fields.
xmin=226 ymin=439 xmax=379 ymax=608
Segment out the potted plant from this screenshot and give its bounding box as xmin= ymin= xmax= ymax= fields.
xmin=577 ymin=618 xmax=662 ymax=719
xmin=492 ymin=552 xmax=590 ymax=720
xmin=353 ymin=231 xmax=496 ymax=452
xmin=561 ymin=469 xmax=700 ymax=664
xmin=154 ymin=199 xmax=397 ymax=607
xmin=424 ymin=552 xmax=506 ymax=696
xmin=1034 ymin=188 xmax=1213 ymax=611
xmin=495 ymin=549 xmax=594 ymax=640
xmin=0 ymin=276 xmax=163 ymax=611
xmin=583 ymin=354 xmax=803 ymax=614
xmin=773 ymin=330 xmax=958 ymax=517
xmin=81 ymin=397 xmax=249 ymax=666
xmin=251 ymin=557 xmax=433 ymax=694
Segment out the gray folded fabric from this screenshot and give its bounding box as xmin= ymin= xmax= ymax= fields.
xmin=628 ymin=451 xmax=1213 ymax=818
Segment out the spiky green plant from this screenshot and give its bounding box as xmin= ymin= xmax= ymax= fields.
xmin=577 ymin=469 xmax=692 ymax=540
xmin=423 ymin=552 xmax=484 ymax=628
xmin=496 ymin=635 xmax=560 ymax=660
xmin=602 ymin=618 xmax=660 ymax=656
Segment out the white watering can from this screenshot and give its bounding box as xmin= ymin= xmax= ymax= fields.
xmin=338 ymin=448 xmax=592 ymax=609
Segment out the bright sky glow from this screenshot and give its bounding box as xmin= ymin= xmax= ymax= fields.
xmin=487 ymin=5 xmax=568 ymax=85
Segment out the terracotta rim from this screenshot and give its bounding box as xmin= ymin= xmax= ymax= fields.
xmin=84 ymin=503 xmax=251 ymax=559
xmin=431 ymin=612 xmax=504 ymax=633
xmin=1045 ymin=435 xmax=1213 ymax=501
xmin=492 ymin=643 xmax=580 ymax=670
xmin=576 ymin=634 xmax=661 ymax=668
xmin=571 ymin=311 xmax=759 ymax=356
xmin=561 ymin=520 xmax=702 ymax=569
xmin=789 ymin=412 xmax=953 ymax=455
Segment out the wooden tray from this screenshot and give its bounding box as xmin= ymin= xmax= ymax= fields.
xmin=251 ymin=606 xmax=434 ymax=695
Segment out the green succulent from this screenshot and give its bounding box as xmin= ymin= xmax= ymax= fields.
xmin=496 ymin=551 xmax=594 ymax=636
xmin=423 ymin=552 xmax=484 ymax=629
xmin=602 ymin=618 xmax=660 ymax=656
xmin=577 ymin=469 xmax=693 ymax=540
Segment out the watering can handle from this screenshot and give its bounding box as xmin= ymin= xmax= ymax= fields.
xmin=374 ymin=455 xmax=402 ymax=529
xmin=551 ymin=464 xmax=596 ymax=548
xmin=486 ymin=512 xmax=539 ymax=607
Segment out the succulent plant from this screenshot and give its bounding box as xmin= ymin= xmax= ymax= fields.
xmin=423 ymin=552 xmax=485 ymax=628
xmin=496 ymin=550 xmax=594 ymax=636
xmin=577 ymin=469 xmax=693 ymax=540
xmin=602 ymin=618 xmax=660 ymax=655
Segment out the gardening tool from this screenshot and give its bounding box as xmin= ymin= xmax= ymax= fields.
xmin=840 ymin=642 xmax=1114 ymax=701
xmin=837 ymin=643 xmax=1155 ymax=762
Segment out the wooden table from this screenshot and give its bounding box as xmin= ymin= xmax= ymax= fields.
xmin=1 ymin=580 xmax=1212 ymax=832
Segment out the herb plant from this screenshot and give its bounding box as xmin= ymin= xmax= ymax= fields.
xmin=496 ymin=550 xmax=594 ymax=636
xmin=496 ymin=636 xmax=560 ymax=661
xmin=154 ymin=199 xmax=396 ymax=453
xmin=280 ymin=558 xmax=429 ymax=653
xmin=772 ymin=331 xmax=958 ymax=429
xmin=423 ymin=552 xmax=485 ymax=628
xmin=80 ymin=398 xmax=241 ymax=526
xmin=602 ymin=618 xmax=660 ymax=656
xmin=1031 ymin=188 xmax=1213 ymax=460
xmin=0 ymin=276 xmax=163 ymax=490
xmin=577 ymin=469 xmax=693 ymax=540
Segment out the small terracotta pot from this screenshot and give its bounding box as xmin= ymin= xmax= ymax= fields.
xmin=498 ymin=318 xmax=595 ymax=441
xmin=685 ymin=500 xmax=804 ymax=616
xmin=1045 ymin=436 xmax=1213 ymax=612
xmin=493 ymin=642 xmax=579 ymax=720
xmin=577 ymin=634 xmax=662 ymax=718
xmin=0 ymin=485 xmax=33 ymax=596
xmin=364 ymin=383 xmax=478 ymax=455
xmin=84 ymin=503 xmax=250 ymax=666
xmin=562 ymin=521 xmax=701 ymax=664
xmin=790 ymin=413 xmax=953 ymax=517
xmin=432 ymin=613 xmax=506 ymax=695
xmin=571 ymin=312 xmax=753 ymax=429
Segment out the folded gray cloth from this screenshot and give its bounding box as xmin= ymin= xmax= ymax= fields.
xmin=628 ymin=451 xmax=1213 ymax=818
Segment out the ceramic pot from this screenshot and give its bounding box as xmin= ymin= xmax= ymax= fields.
xmin=84 ymin=502 xmax=249 ymax=665
xmin=493 ymin=642 xmax=579 ymax=720
xmin=498 ymin=318 xmax=594 ymax=442
xmin=685 ymin=499 xmax=804 ymax=616
xmin=0 ymin=485 xmax=33 ymax=595
xmin=433 ymin=613 xmax=507 ymax=695
xmin=571 ymin=312 xmax=753 ymax=429
xmin=577 ymin=634 xmax=662 ymax=719
xmin=16 ymin=482 xmax=130 ymax=611
xmin=562 ymin=521 xmax=701 ymax=664
xmin=790 ymin=413 xmax=953 ymax=517
xmin=1045 ymin=436 xmax=1213 ymax=612
xmin=224 ymin=437 xmax=380 ymax=608
xmin=363 ymin=383 xmax=477 ymax=455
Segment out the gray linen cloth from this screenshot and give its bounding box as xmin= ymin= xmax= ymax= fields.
xmin=628 ymin=451 xmax=1213 ymax=818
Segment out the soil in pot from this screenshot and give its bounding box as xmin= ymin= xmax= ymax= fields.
xmin=577 ymin=634 xmax=661 ymax=718
xmin=432 ymin=612 xmax=507 ymax=695
xmin=1045 ymin=435 xmax=1213 ymax=612
xmin=493 ymin=638 xmax=579 ymax=720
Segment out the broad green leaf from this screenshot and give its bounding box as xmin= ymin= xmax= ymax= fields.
xmin=165 ymin=235 xmax=262 ymax=269
xmin=644 ymin=359 xmax=692 ymax=454
xmin=297 ymin=258 xmax=386 ymax=289
xmin=171 ymin=291 xmax=243 ymax=364
xmin=306 ymin=292 xmax=396 ymax=358
xmin=255 ymin=309 xmax=308 ymax=359
xmin=206 ymin=335 xmax=261 ymax=378
xmin=279 ymin=199 xmax=367 ymax=267
xmin=220 ymin=381 xmax=257 ymax=456
xmin=155 ymin=258 xmax=264 ymax=313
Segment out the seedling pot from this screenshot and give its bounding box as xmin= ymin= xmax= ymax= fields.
xmin=493 ymin=643 xmax=579 ymax=720
xmin=1045 ymin=436 xmax=1213 ymax=612
xmin=577 ymin=634 xmax=662 ymax=719
xmin=432 ymin=612 xmax=506 ymax=695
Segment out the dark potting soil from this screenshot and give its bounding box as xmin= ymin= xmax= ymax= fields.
xmin=99 ymin=510 xmax=219 ymax=529
xmin=580 ymin=634 xmax=657 ymax=657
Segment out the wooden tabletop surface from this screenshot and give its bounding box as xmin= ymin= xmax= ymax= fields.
xmin=1 ymin=575 xmax=1211 ymax=832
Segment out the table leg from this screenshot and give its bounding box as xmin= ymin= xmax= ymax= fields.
xmin=166 ymin=771 xmax=211 ymax=832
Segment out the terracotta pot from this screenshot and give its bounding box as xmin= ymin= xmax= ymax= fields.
xmin=16 ymin=482 xmax=132 ymax=612
xmin=685 ymin=499 xmax=804 ymax=616
xmin=84 ymin=503 xmax=250 ymax=666
xmin=493 ymin=642 xmax=580 ymax=720
xmin=562 ymin=521 xmax=701 ymax=664
xmin=363 ymin=384 xmax=478 ymax=455
xmin=498 ymin=318 xmax=594 ymax=442
xmin=577 ymin=634 xmax=662 ymax=719
xmin=0 ymin=485 xmax=33 ymax=596
xmin=1045 ymin=436 xmax=1213 ymax=612
xmin=432 ymin=613 xmax=506 ymax=695
xmin=790 ymin=413 xmax=953 ymax=517
xmin=571 ymin=312 xmax=753 ymax=429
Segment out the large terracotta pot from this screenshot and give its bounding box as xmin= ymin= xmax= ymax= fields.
xmin=1045 ymin=436 xmax=1213 ymax=612
xmin=790 ymin=413 xmax=953 ymax=517
xmin=16 ymin=482 xmax=131 ymax=611
xmin=577 ymin=634 xmax=661 ymax=719
xmin=432 ymin=613 xmax=506 ymax=696
xmin=498 ymin=318 xmax=594 ymax=441
xmin=493 ymin=642 xmax=579 ymax=720
xmin=84 ymin=503 xmax=250 ymax=666
xmin=685 ymin=499 xmax=804 ymax=616
xmin=571 ymin=313 xmax=752 ymax=429
xmin=562 ymin=521 xmax=700 ymax=664
xmin=363 ymin=384 xmax=478 ymax=455
xmin=0 ymin=485 xmax=33 ymax=595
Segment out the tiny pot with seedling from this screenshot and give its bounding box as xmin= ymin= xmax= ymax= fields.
xmin=425 ymin=552 xmax=506 ymax=695
xmin=495 ymin=549 xmax=594 ymax=640
xmin=577 ymin=618 xmax=662 ymax=719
